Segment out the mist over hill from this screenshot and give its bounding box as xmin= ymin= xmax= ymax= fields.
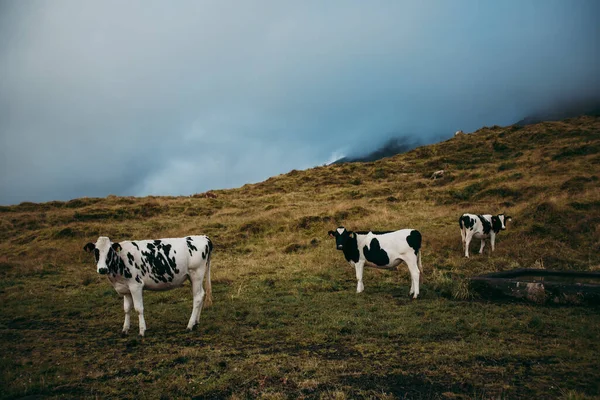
xmin=332 ymin=98 xmax=600 ymax=164
xmin=331 ymin=137 xmax=421 ymax=164
xmin=515 ymin=96 xmax=600 ymax=126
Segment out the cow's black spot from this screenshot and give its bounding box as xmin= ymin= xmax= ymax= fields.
xmin=140 ymin=260 xmax=149 ymax=275
xmin=207 ymin=237 xmax=213 ymax=253
xmin=131 ymin=242 xmax=139 ymax=250
xmin=135 ymin=276 xmax=141 ymax=283
xmin=106 ymin=248 xmax=119 ymax=273
xmin=478 ymin=215 xmax=492 ymax=235
xmin=122 ymin=263 xmax=132 ymax=279
xmin=94 ymin=248 xmax=100 ymax=262
xmin=105 ymin=247 xmax=131 ymax=278
xmin=341 ymin=233 xmax=360 ymax=263
xmin=186 ymin=237 xmax=198 ymax=256
xmin=459 ymin=215 xmax=475 ymax=230
xmin=202 ymin=244 xmax=211 ymax=259
xmin=141 ymin=240 xmax=179 ymax=283
xmin=333 ymin=229 xmax=360 ymax=263
xmin=363 ymin=238 xmax=390 ymax=266
xmin=127 ymin=252 xmax=134 ymax=266
xmin=406 ymin=230 xmax=422 ymax=255
xmin=491 ymin=216 xmax=503 ymax=233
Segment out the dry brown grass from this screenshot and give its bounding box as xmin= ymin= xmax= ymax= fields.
xmin=0 ymin=116 xmax=599 ymax=398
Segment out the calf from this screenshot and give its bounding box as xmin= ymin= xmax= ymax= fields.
xmin=455 ymin=130 xmax=464 ymax=136
xmin=328 ymin=227 xmax=423 ymax=298
xmin=84 ymin=235 xmax=212 ymax=336
xmin=459 ymin=213 xmax=511 ymax=258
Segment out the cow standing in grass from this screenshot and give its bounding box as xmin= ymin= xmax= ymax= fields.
xmin=328 ymin=227 xmax=423 ymax=298
xmin=459 ymin=213 xmax=511 ymax=258
xmin=84 ymin=235 xmax=212 ymax=336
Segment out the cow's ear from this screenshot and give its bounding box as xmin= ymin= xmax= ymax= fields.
xmin=84 ymin=243 xmax=95 ymax=253
xmin=506 ymin=216 xmax=512 ymax=222
xmin=328 ymin=231 xmax=335 ymax=238
xmin=112 ymin=243 xmax=122 ymax=252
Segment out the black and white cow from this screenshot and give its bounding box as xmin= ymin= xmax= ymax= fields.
xmin=84 ymin=235 xmax=212 ymax=336
xmin=459 ymin=213 xmax=511 ymax=258
xmin=328 ymin=227 xmax=423 ymax=298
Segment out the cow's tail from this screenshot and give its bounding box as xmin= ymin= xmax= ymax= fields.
xmin=417 ymin=248 xmax=423 ymax=275
xmin=204 ymin=238 xmax=213 ymax=307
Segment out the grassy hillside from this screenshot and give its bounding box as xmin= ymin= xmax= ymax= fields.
xmin=1 ymin=116 xmax=599 ymax=399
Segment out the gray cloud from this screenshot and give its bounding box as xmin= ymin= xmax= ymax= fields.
xmin=1 ymin=1 xmax=599 ymax=204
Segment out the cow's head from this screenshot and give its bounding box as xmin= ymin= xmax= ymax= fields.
xmin=328 ymin=227 xmax=355 ymax=251
xmin=83 ymin=236 xmax=122 ymax=275
xmin=492 ymin=214 xmax=512 ymax=232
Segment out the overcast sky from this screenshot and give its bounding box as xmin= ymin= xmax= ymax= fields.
xmin=1 ymin=1 xmax=598 ymax=205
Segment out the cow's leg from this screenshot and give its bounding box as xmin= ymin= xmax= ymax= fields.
xmin=490 ymin=233 xmax=496 ymax=252
xmin=130 ymin=287 xmax=146 ymax=337
xmin=354 ymin=261 xmax=365 ymax=293
xmin=405 ymin=254 xmax=420 ymax=299
xmin=464 ymin=231 xmax=474 ymax=258
xmin=122 ymin=294 xmax=133 ymax=335
xmin=408 ymin=259 xmax=416 ymax=296
xmin=187 ymin=269 xmax=206 ymax=331
xmin=479 ymin=239 xmax=486 ymax=254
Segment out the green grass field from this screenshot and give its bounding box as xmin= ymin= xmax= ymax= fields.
xmin=1 ymin=116 xmax=599 ymax=399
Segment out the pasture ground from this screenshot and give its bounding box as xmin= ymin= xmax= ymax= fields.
xmin=1 ymin=116 xmax=599 ymax=399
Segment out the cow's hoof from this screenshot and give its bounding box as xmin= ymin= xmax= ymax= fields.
xmin=121 ymin=330 xmax=129 ymax=337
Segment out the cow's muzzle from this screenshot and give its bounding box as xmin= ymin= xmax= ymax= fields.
xmin=337 ymin=245 xmax=343 ymax=250
xmin=98 ymin=267 xmax=109 ymax=275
